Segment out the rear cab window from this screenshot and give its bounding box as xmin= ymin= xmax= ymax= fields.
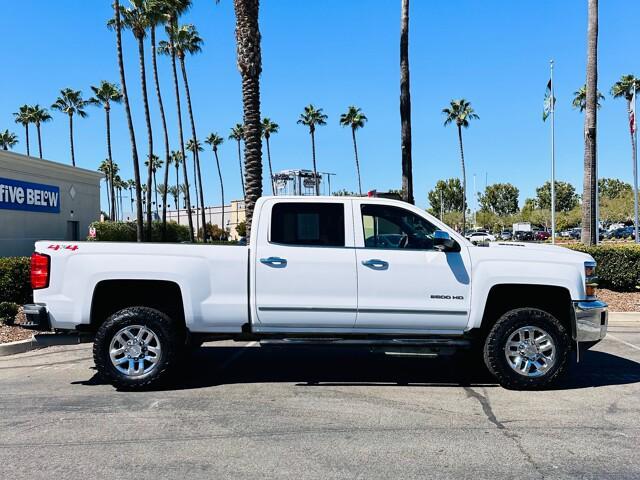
xmin=270 ymin=202 xmax=345 ymax=247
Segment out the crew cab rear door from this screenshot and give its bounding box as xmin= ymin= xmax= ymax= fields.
xmin=253 ymin=198 xmax=357 ymax=329
xmin=353 ymin=200 xmax=471 ymax=331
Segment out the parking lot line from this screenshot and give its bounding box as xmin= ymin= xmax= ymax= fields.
xmin=607 ymin=334 xmax=640 ymax=352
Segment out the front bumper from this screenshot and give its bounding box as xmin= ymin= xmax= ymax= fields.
xmin=22 ymin=303 xmax=51 ymax=331
xmin=572 ymin=300 xmax=608 ymax=343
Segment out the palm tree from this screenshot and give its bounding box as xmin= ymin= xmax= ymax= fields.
xmin=186 ymin=138 xmax=204 ymax=238
xmin=400 ymin=0 xmax=413 ymax=204
xmin=205 ymin=133 xmax=225 ymax=238
xmin=0 ymin=130 xmax=19 ymax=150
xmin=145 ymin=1 xmax=176 ymax=239
xmin=50 ymin=88 xmax=93 ymax=167
xmin=29 ymin=105 xmax=52 ymax=159
xmin=581 ymin=0 xmax=599 ymax=246
xmin=339 ymin=106 xmax=367 ymax=195
xmin=167 ymin=185 xmax=179 ymax=215
xmin=168 ymin=150 xmax=183 ymax=222
xmin=261 ymin=118 xmax=278 ymax=195
xmin=91 ymin=81 xmax=122 ymax=220
xmin=572 ymin=85 xmax=605 ymax=112
xmin=229 ymin=123 xmax=245 ymax=197
xmin=297 ymin=104 xmax=327 ymax=195
xmin=159 ymin=21 xmax=194 ymax=242
xmin=13 ymin=105 xmax=32 ymax=157
xmin=98 ymin=159 xmax=120 ymax=220
xmin=171 ymin=24 xmax=207 ymax=240
xmin=443 ymin=99 xmax=479 ymax=233
xmin=113 ymin=0 xmax=155 ymax=240
xmin=233 ymin=0 xmax=263 ymax=239
xmin=145 ymin=154 xmax=163 ymax=216
xmin=111 ymin=0 xmax=144 ymax=241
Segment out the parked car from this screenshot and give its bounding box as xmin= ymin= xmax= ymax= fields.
xmin=569 ymin=228 xmax=582 ymax=240
xmin=606 ymin=226 xmax=636 ymax=239
xmin=465 ymin=232 xmax=495 ymax=244
xmin=534 ymin=231 xmax=551 ymax=241
xmin=514 ymin=231 xmax=533 ymax=241
xmin=499 ymin=230 xmax=512 ymax=241
xmin=24 ymin=196 xmax=607 ymax=390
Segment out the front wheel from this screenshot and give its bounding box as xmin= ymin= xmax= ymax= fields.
xmin=93 ymin=307 xmax=179 ymax=389
xmin=483 ymin=308 xmax=570 ymax=390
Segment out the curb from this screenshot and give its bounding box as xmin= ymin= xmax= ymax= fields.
xmin=0 ymin=333 xmax=93 ymax=357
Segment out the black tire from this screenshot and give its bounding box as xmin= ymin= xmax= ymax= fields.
xmin=483 ymin=308 xmax=570 ymax=390
xmin=93 ymin=307 xmax=179 ymax=390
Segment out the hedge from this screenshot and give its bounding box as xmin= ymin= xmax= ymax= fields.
xmin=0 ymin=257 xmax=32 ymax=305
xmin=88 ymin=221 xmax=191 ymax=243
xmin=566 ymin=243 xmax=640 ymax=291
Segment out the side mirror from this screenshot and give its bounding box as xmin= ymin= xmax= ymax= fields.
xmin=433 ymin=230 xmax=459 ymax=252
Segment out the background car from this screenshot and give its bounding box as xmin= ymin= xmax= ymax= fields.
xmin=499 ymin=230 xmax=512 ymax=240
xmin=514 ymin=231 xmax=533 ymax=241
xmin=466 ymin=232 xmax=495 ymax=244
xmin=534 ymin=230 xmax=551 ymax=241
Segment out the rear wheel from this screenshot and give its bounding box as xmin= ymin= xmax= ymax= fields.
xmin=93 ymin=307 xmax=179 ymax=389
xmin=484 ymin=308 xmax=570 ymax=390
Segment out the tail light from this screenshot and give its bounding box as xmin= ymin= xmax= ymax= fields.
xmin=31 ymin=252 xmax=50 ymax=289
xmin=584 ymin=261 xmax=598 ymax=298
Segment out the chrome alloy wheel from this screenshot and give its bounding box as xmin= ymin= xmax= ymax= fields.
xmin=109 ymin=325 xmax=162 ymax=377
xmin=504 ymin=326 xmax=556 ymax=377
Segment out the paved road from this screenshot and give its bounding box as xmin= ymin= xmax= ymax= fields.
xmin=1 ymin=318 xmax=639 ymax=479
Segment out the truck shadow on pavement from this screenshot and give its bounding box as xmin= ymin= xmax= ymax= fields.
xmin=76 ymin=345 xmax=640 ymax=391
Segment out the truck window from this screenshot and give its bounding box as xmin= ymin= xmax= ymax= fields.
xmin=271 ymin=202 xmax=345 ymax=247
xmin=361 ymin=204 xmax=437 ymax=250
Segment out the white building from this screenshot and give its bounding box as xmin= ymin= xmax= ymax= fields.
xmin=165 ymin=200 xmax=246 ymax=240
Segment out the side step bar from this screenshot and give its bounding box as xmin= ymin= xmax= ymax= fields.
xmin=259 ymin=338 xmax=471 ymax=348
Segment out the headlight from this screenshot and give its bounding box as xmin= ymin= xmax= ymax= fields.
xmin=585 ymin=261 xmax=598 ymax=297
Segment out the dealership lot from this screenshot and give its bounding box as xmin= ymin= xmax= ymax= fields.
xmin=1 ymin=317 xmax=639 ymax=480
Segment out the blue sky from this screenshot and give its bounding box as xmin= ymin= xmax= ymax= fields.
xmin=1 ymin=1 xmax=639 ymax=212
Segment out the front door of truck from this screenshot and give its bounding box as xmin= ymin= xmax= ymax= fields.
xmin=354 ymin=201 xmax=471 ymax=331
xmin=254 ymin=199 xmax=357 ymax=329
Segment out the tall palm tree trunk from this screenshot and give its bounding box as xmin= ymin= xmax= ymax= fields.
xmin=236 ymin=139 xmax=245 ymax=196
xmin=180 ymin=58 xmax=207 ymax=241
xmin=137 ymin=36 xmax=154 ymax=240
xmin=581 ymin=0 xmax=599 ymax=245
xmin=113 ymin=0 xmax=143 ymax=241
xmin=351 ymin=128 xmax=363 ymax=195
xmin=310 ymin=130 xmax=319 ymax=195
xmin=628 ymin=99 xmax=637 ymax=208
xmin=175 ymin=163 xmax=180 ymax=223
xmin=457 ymin=125 xmax=467 ymax=233
xmin=214 ymin=150 xmax=225 ymax=238
xmin=104 ymin=176 xmax=111 ymax=217
xmin=151 ymin=25 xmax=172 ymax=240
xmin=192 ymin=151 xmax=200 ymax=237
xmin=234 ymin=0 xmax=263 ymax=240
xmin=24 ymin=125 xmax=30 ymax=157
xmin=105 ymin=107 xmax=117 ymax=220
xmin=68 ymin=114 xmax=75 ymax=166
xmin=169 ymin=47 xmax=194 ymax=241
xmin=400 ymin=0 xmax=414 ymax=205
xmin=265 ymin=137 xmax=275 ymax=195
xmin=36 ymin=124 xmax=43 ymax=159
xmin=153 ymin=171 xmax=159 ymax=215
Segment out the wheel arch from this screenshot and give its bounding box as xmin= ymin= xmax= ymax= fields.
xmin=89 ymin=279 xmax=186 ymax=333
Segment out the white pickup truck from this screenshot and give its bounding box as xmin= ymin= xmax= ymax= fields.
xmin=24 ymin=196 xmax=607 ymax=390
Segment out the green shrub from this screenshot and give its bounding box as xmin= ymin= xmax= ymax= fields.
xmin=0 ymin=257 xmax=32 ymax=305
xmin=88 ymin=221 xmax=191 ymax=243
xmin=566 ymin=243 xmax=640 ymax=291
xmin=0 ymin=302 xmax=19 ymax=326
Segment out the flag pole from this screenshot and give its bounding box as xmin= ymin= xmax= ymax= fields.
xmin=550 ymin=60 xmax=556 ymax=244
xmin=634 ymin=82 xmax=639 ymax=243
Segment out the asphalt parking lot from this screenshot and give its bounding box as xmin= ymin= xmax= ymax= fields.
xmin=1 ymin=317 xmax=639 ymax=480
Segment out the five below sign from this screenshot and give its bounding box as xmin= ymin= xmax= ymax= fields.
xmin=0 ymin=177 xmax=60 ymax=213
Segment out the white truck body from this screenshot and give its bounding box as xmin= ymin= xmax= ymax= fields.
xmin=25 ymin=196 xmax=608 ymax=389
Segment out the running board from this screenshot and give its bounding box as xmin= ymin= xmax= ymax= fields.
xmin=259 ymin=338 xmax=471 ymax=348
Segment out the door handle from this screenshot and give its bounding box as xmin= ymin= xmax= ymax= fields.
xmin=260 ymin=256 xmax=288 ymax=267
xmin=361 ymin=259 xmax=389 ymax=270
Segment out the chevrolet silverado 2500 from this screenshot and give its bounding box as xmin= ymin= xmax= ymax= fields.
xmin=23 ymin=196 xmax=608 ymax=389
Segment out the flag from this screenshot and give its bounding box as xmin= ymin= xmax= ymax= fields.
xmin=631 ymin=87 xmax=636 ymax=134
xmin=543 ymin=79 xmax=555 ymax=122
